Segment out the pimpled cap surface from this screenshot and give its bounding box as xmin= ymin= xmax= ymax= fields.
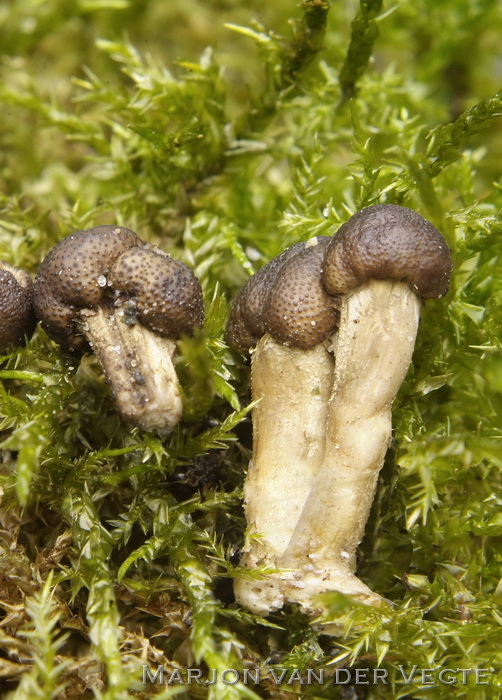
xmin=110 ymin=246 xmax=204 ymax=336
xmin=227 ymin=205 xmax=452 ymax=353
xmin=322 ymin=204 xmax=453 ymax=298
xmin=0 ymin=262 xmax=36 ymax=352
xmin=33 ymin=225 xmax=204 ymax=349
xmin=227 ymin=237 xmax=338 ymax=351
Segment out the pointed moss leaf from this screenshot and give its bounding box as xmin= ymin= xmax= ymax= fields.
xmin=129 ymin=125 xmax=168 ymax=149
xmin=117 ymin=533 xmax=169 ymax=582
xmin=224 ymin=23 xmax=274 ymax=46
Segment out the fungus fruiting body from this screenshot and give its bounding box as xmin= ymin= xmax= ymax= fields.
xmin=0 ymin=261 xmax=36 ymax=352
xmin=34 ymin=225 xmax=204 ymax=433
xmin=228 ymin=204 xmax=453 ymax=618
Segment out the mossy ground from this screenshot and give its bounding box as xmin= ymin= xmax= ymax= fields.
xmin=0 ymin=1 xmax=501 ymax=698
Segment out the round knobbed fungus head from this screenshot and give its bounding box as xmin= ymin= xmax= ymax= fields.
xmin=109 ymin=246 xmax=204 ymax=337
xmin=34 ymin=225 xmax=141 ymax=350
xmin=227 ymin=237 xmax=338 ymax=351
xmin=226 ymin=243 xmax=303 ymax=350
xmin=0 ymin=262 xmax=36 ymax=352
xmin=322 ymin=205 xmax=453 ymax=299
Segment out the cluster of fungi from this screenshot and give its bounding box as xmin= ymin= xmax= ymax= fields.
xmin=1 ymin=204 xmax=452 ymax=624
xmin=227 ymin=204 xmax=452 ymax=617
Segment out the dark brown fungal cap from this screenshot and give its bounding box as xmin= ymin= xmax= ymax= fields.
xmin=226 ymin=243 xmax=304 ymax=351
xmin=33 ymin=225 xmax=203 ymax=350
xmin=34 ymin=225 xmax=140 ymax=349
xmin=109 ymin=246 xmax=204 ymax=336
xmin=0 ymin=262 xmax=36 ymax=352
xmin=322 ymin=204 xmax=453 ymax=298
xmin=227 ymin=237 xmax=338 ymax=351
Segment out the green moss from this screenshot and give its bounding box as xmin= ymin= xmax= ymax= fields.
xmin=0 ymin=0 xmax=501 ymax=698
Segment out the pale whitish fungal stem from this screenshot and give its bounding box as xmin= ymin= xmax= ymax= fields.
xmin=82 ymin=305 xmax=182 ymax=434
xmin=234 ymin=336 xmax=333 ymax=613
xmin=279 ymin=280 xmax=421 ymax=610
